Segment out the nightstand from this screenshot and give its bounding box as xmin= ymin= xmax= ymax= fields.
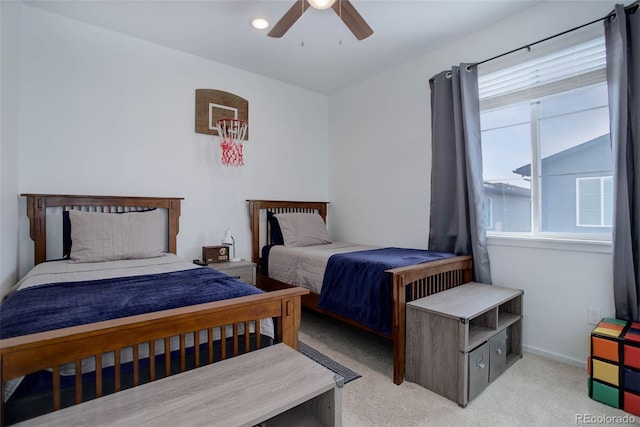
xmin=208 ymin=260 xmax=256 ymax=286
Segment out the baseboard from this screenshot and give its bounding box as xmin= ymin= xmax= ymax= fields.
xmin=523 ymin=345 xmax=586 ymax=369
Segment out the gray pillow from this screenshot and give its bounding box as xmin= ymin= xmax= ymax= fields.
xmin=274 ymin=212 xmax=332 ymax=247
xmin=69 ymin=209 xmax=164 ymax=262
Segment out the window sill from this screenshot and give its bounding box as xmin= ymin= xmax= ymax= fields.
xmin=486 ymin=234 xmax=612 ymax=254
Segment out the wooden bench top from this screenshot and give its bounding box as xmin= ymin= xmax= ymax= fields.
xmin=16 ymin=343 xmax=341 ymax=427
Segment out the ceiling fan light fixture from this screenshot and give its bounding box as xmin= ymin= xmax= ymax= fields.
xmin=307 ymin=0 xmax=336 ymax=10
xmin=251 ymin=17 xmax=270 ymax=30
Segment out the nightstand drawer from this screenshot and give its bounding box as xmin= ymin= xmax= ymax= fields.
xmin=226 ymin=267 xmax=254 ymax=284
xmin=209 ymin=261 xmax=256 ymax=286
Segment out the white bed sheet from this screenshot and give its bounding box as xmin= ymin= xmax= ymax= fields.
xmin=11 ymin=253 xmax=199 ymax=293
xmin=267 ymin=242 xmax=378 ymax=294
xmin=3 ymin=254 xmax=274 ymax=400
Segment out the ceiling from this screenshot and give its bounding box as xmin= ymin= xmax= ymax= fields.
xmin=24 ymin=0 xmax=537 ymax=94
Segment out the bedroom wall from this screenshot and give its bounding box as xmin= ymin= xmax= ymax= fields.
xmin=10 ymin=5 xmax=329 ymax=289
xmin=328 ymin=1 xmax=621 ymax=367
xmin=1 ymin=1 xmax=22 ymax=297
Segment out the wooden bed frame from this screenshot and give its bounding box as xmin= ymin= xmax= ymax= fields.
xmin=0 ymin=194 xmax=307 ymax=424
xmin=247 ymin=199 xmax=473 ymax=385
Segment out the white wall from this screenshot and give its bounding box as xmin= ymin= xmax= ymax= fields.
xmin=1 ymin=1 xmax=22 ymax=296
xmin=10 ymin=5 xmax=329 ymax=290
xmin=328 ymin=1 xmax=621 ymax=367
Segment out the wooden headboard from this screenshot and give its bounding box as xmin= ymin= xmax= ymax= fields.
xmin=247 ymin=200 xmax=329 ymax=272
xmin=21 ymin=194 xmax=184 ymax=265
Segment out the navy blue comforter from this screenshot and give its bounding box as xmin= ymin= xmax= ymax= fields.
xmin=317 ymin=248 xmax=455 ymax=335
xmin=0 ymin=267 xmax=262 ymax=339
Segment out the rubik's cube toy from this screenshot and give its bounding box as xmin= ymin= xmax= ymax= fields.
xmin=588 ymin=318 xmax=640 ymax=416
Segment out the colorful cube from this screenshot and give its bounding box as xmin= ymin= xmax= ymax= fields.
xmin=588 ymin=319 xmax=640 ymax=416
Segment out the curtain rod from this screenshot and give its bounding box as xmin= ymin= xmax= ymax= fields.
xmin=470 ymin=2 xmax=638 ymax=69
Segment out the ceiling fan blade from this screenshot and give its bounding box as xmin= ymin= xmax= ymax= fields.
xmin=331 ymin=0 xmax=373 ymax=41
xmin=268 ymin=0 xmax=311 ymax=38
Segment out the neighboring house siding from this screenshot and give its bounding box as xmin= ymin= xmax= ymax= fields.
xmin=512 ymin=134 xmax=612 ymax=233
xmin=485 ymin=184 xmax=531 ymax=232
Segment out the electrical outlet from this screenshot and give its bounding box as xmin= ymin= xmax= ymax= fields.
xmin=588 ymin=307 xmax=602 ymax=325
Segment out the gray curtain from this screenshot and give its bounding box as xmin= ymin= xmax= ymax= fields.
xmin=428 ymin=64 xmax=491 ymax=283
xmin=605 ymin=3 xmax=639 ymax=322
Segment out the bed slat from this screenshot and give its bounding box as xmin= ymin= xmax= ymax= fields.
xmin=244 ymin=321 xmax=250 ymax=351
xmin=114 ymin=350 xmax=121 ymax=392
xmin=96 ymin=355 xmax=103 ymax=398
xmin=180 ymin=334 xmax=186 ymax=373
xmin=256 ymin=321 xmax=261 ymax=349
xmin=74 ymin=360 xmax=82 ymax=404
xmin=52 ymin=366 xmax=61 ymax=411
xmin=149 ymin=342 xmax=155 ymax=382
xmin=220 ymin=326 xmax=227 ymax=360
xmin=164 ymin=337 xmax=171 ymax=377
xmin=233 ymin=323 xmax=239 ymax=356
xmin=133 ymin=345 xmax=140 ymax=386
xmin=194 ymin=331 xmax=200 ymax=368
xmin=207 ymin=329 xmax=214 ymax=364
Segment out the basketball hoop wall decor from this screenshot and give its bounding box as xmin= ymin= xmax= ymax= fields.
xmin=195 ymin=89 xmax=249 ymax=167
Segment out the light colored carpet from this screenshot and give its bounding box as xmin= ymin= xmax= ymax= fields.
xmin=298 ymin=310 xmax=638 ymax=427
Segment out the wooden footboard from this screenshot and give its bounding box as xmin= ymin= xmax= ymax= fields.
xmin=247 ymin=199 xmax=473 ymax=385
xmin=0 ymin=287 xmax=307 ymax=424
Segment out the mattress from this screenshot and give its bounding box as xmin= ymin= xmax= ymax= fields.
xmin=266 ymin=242 xmax=377 ymax=294
xmin=266 ymin=243 xmax=457 ymax=334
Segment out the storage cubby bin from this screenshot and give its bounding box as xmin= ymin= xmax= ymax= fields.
xmin=588 ymin=318 xmax=640 ymax=416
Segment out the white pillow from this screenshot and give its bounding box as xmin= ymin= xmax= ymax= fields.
xmin=274 ymin=212 xmax=332 ymax=247
xmin=69 ymin=209 xmax=164 ymax=262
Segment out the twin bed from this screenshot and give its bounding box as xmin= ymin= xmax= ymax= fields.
xmin=247 ymin=200 xmax=473 ymax=385
xmin=0 ymin=194 xmax=307 ymax=425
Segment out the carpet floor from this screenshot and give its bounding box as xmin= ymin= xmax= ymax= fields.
xmin=298 ymin=309 xmax=638 ymax=427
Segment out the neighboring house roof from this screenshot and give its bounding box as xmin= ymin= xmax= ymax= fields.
xmin=483 ymin=182 xmax=530 ymax=197
xmin=513 ymin=134 xmax=610 ymax=177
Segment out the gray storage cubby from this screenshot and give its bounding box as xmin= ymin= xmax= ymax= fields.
xmin=406 ymin=282 xmax=523 ymax=407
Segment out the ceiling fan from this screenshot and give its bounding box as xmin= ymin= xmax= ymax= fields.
xmin=268 ymin=0 xmax=373 ymax=41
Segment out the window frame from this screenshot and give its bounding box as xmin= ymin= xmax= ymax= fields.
xmin=479 ymin=34 xmax=612 ymax=243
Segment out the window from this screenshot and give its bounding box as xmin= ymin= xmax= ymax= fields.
xmin=479 ymin=35 xmax=612 ymax=239
xmin=577 ymin=177 xmax=613 ymax=227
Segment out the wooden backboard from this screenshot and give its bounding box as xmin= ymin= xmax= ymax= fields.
xmin=195 ymin=89 xmax=249 ymax=139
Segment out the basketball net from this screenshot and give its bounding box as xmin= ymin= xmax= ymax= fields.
xmin=216 ymin=118 xmax=247 ymax=167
